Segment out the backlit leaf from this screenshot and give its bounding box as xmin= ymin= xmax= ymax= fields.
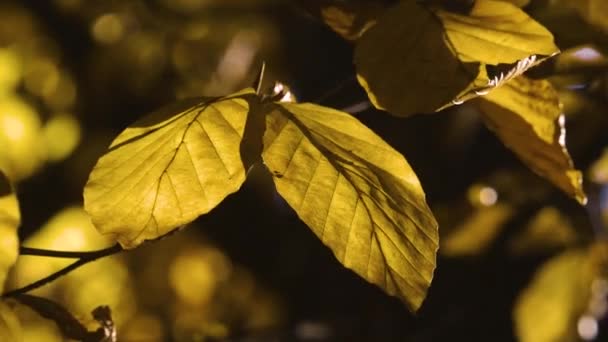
xmin=0 ymin=170 xmax=19 ymax=289
xmin=477 ymin=76 xmax=586 ymax=204
xmin=262 ymin=102 xmax=438 ymax=311
xmin=84 ymin=89 xmax=256 ymax=248
xmin=354 ymin=0 xmax=478 ymax=116
xmin=436 ymin=0 xmax=559 ymax=64
xmin=514 ymin=248 xmax=595 ymax=342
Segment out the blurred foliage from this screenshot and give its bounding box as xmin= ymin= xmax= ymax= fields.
xmin=0 ymin=0 xmax=607 ymax=340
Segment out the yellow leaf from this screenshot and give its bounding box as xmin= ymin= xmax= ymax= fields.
xmin=0 ymin=170 xmax=19 ymax=289
xmin=514 ymin=249 xmax=594 ymax=342
xmin=509 ymin=207 xmax=578 ymax=255
xmin=442 ymin=204 xmax=513 ymax=257
xmin=262 ymin=102 xmax=438 ymax=311
xmin=0 ymin=95 xmax=46 ymax=181
xmin=477 ymin=76 xmax=586 ymax=204
xmin=436 ymin=0 xmax=559 ymax=64
xmin=320 ymin=2 xmax=383 ymax=40
xmin=0 ymin=301 xmax=21 ymax=342
xmin=590 ymin=148 xmax=608 ymax=184
xmin=354 ymin=0 xmax=478 ymax=116
xmin=84 ymin=89 xmax=256 ymax=248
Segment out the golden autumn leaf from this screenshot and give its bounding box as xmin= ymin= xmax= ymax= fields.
xmin=477 ymin=76 xmax=586 ymax=204
xmin=514 ymin=248 xmax=600 ymax=342
xmin=354 ymin=0 xmax=558 ymax=116
xmin=436 ymin=0 xmax=558 ymax=64
xmin=261 ymin=102 xmax=438 ymax=311
xmin=84 ymin=89 xmax=257 ymax=248
xmin=0 ymin=170 xmax=19 ymax=289
xmin=442 ymin=204 xmax=513 ymax=257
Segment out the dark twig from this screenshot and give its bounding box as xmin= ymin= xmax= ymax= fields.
xmin=19 ymin=244 xmax=122 ymax=258
xmin=2 ymin=244 xmax=123 ymax=298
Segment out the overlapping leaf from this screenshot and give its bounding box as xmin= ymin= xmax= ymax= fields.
xmin=0 ymin=302 xmax=21 ymax=342
xmin=0 ymin=170 xmax=19 ymax=289
xmin=354 ymin=0 xmax=478 ymax=117
xmin=354 ymin=0 xmax=559 ymax=116
xmin=84 ymin=89 xmax=257 ymax=248
xmin=261 ymin=102 xmax=438 ymax=311
xmin=436 ymin=0 xmax=557 ymax=64
xmin=477 ymin=76 xmax=586 ymax=204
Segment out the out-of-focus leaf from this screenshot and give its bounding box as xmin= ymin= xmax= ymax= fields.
xmin=590 ymin=149 xmax=608 ymax=184
xmin=320 ymin=2 xmax=384 ymax=40
xmin=0 ymin=301 xmax=21 ymax=342
xmin=442 ymin=204 xmax=513 ymax=257
xmin=0 ymin=170 xmax=19 ymax=289
xmin=551 ymin=0 xmax=608 ymax=34
xmin=477 ymin=76 xmax=586 ymax=204
xmin=262 ymin=102 xmax=438 ymax=311
xmin=509 ymin=207 xmax=578 ymax=255
xmin=84 ymin=89 xmax=256 ymax=248
xmin=436 ymin=0 xmax=558 ymax=64
xmin=354 ymin=0 xmax=478 ymax=116
xmin=42 ymin=114 xmax=81 ymax=163
xmin=554 ymin=45 xmax=608 ymax=73
xmin=0 ymin=48 xmax=21 ymax=93
xmin=514 ymin=248 xmax=596 ymax=342
xmin=0 ymin=95 xmax=46 ymax=181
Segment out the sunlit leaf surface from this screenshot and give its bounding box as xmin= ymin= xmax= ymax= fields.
xmin=514 ymin=248 xmax=595 ymax=342
xmin=0 ymin=302 xmax=21 ymax=342
xmin=477 ymin=76 xmax=586 ymax=204
xmin=436 ymin=0 xmax=558 ymax=64
xmin=262 ymin=102 xmax=438 ymax=311
xmin=84 ymin=89 xmax=256 ymax=248
xmin=354 ymin=0 xmax=477 ymax=117
xmin=0 ymin=170 xmax=19 ymax=289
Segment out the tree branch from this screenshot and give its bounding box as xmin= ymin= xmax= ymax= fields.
xmin=19 ymin=244 xmax=122 ymax=258
xmin=2 ymin=244 xmax=123 ymax=298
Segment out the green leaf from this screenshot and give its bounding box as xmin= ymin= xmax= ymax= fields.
xmin=261 ymin=102 xmax=438 ymax=311
xmin=0 ymin=301 xmax=21 ymax=342
xmin=354 ymin=0 xmax=478 ymax=117
xmin=436 ymin=0 xmax=558 ymax=64
xmin=84 ymin=89 xmax=257 ymax=248
xmin=476 ymin=76 xmax=586 ymax=204
xmin=0 ymin=170 xmax=19 ymax=289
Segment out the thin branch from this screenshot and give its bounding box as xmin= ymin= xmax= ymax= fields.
xmin=314 ymin=75 xmax=357 ymax=105
xmin=2 ymin=244 xmax=123 ymax=298
xmin=19 ymin=244 xmax=122 ymax=258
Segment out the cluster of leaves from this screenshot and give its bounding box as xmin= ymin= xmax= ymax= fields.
xmin=83 ymin=0 xmax=586 ymax=312
xmin=1 ymin=0 xmax=608 ymax=340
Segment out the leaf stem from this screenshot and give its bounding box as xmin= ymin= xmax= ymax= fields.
xmin=2 ymin=244 xmax=123 ymax=298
